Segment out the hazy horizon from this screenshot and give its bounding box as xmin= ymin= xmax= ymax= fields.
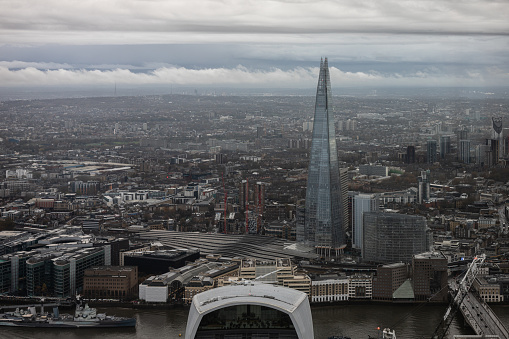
xmin=1 ymin=84 xmax=508 ymax=102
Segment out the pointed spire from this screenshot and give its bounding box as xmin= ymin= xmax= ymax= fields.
xmin=303 ymin=58 xmax=343 ymax=249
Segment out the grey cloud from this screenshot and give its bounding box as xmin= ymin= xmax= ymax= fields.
xmin=1 ymin=0 xmax=508 ymax=89
xmin=3 ymin=35 xmax=508 ymax=70
xmin=1 ymin=64 xmax=507 ymax=88
xmin=1 ymin=0 xmax=508 ymax=45
xmin=0 ymin=61 xmax=74 ymax=69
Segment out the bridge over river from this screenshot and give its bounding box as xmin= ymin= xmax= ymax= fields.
xmin=458 ymin=290 xmax=509 ymax=339
xmin=435 ymin=254 xmax=509 ymax=339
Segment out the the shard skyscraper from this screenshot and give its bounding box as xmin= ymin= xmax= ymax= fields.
xmin=302 ymin=58 xmax=344 ymax=251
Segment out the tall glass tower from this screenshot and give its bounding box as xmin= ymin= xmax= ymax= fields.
xmin=303 ymin=58 xmax=344 ymax=250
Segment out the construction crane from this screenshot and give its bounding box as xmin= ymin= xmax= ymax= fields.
xmin=431 ymin=254 xmax=486 ymax=339
xmin=222 ymin=172 xmax=227 ymax=234
xmin=245 ymin=178 xmax=249 ymax=234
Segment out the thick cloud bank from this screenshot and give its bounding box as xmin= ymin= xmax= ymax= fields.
xmin=1 ymin=64 xmax=504 ymax=88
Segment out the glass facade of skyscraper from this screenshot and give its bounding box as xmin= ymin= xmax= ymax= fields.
xmin=302 ymin=58 xmax=344 ymax=249
xmin=352 ymin=193 xmax=379 ymax=250
xmin=363 ymin=212 xmax=428 ymax=264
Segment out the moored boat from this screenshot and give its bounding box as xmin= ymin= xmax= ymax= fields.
xmin=0 ymin=303 xmax=136 ymax=328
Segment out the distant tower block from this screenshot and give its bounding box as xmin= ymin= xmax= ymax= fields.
xmin=406 ymin=146 xmax=415 ymax=164
xmin=459 ymin=140 xmax=471 ymax=164
xmin=439 ymin=136 xmax=451 ymax=159
xmin=456 ymin=129 xmax=468 ymax=160
xmin=427 ymin=140 xmax=437 ymax=164
xmin=418 ymin=170 xmax=431 ymax=204
xmin=503 ymin=128 xmax=509 ymax=157
xmin=492 ymin=117 xmax=503 ymax=159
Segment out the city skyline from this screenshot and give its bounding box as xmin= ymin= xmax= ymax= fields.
xmin=1 ymin=1 xmax=509 ymax=90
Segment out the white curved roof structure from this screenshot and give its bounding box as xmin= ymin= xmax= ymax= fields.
xmin=185 ymin=282 xmax=314 ymax=339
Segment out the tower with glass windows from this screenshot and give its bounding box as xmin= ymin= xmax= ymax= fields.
xmin=302 ymin=58 xmax=344 ymax=252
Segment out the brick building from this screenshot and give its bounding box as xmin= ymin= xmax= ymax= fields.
xmin=412 ymin=252 xmax=448 ymax=302
xmin=372 ymin=263 xmax=409 ymax=301
xmin=83 ymin=266 xmax=138 ymax=299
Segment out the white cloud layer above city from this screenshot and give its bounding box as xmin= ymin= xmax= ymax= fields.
xmin=1 ymin=0 xmax=509 ymax=88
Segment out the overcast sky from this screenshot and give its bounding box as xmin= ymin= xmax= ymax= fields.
xmin=1 ymin=0 xmax=509 ymax=90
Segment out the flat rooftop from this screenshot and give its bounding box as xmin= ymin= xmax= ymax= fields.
xmin=414 ymin=252 xmax=446 ymax=260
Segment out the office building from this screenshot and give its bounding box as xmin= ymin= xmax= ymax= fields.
xmin=372 ymin=263 xmax=409 ymax=301
xmin=239 ymin=179 xmax=249 ymax=210
xmin=474 ymin=277 xmax=503 ymax=303
xmin=378 ymin=188 xmax=418 ymax=205
xmin=412 ymin=252 xmax=448 ymax=302
xmin=363 ymin=212 xmax=428 ymax=264
xmin=486 ymin=139 xmax=499 ymax=166
xmin=503 ymin=128 xmax=509 ymax=157
xmin=93 ymin=237 xmax=129 ymax=266
xmin=302 ymin=121 xmax=313 ymax=132
xmin=0 ymin=251 xmax=33 ymax=294
xmin=123 ymin=249 xmax=200 ymax=275
xmin=302 ymin=58 xmax=344 ymax=251
xmin=338 ymin=119 xmax=356 ymax=131
xmin=359 ymin=164 xmax=388 ymax=177
xmin=406 ymin=146 xmax=415 ymax=164
xmin=282 ymin=274 xmax=312 ymax=296
xmin=418 ymin=170 xmax=430 ymax=204
xmin=83 ymin=266 xmax=138 ymax=299
xmin=311 ymin=274 xmax=349 ymax=303
xmin=256 ymin=126 xmax=264 ymax=138
xmin=427 ymin=140 xmax=437 ymax=164
xmin=339 ymin=168 xmax=349 ymax=236
xmin=238 ymin=258 xmax=295 ymax=285
xmin=215 ymin=153 xmax=227 ymax=164
xmin=457 ymin=129 xmax=468 ymax=159
xmin=439 ymin=135 xmax=451 ymax=159
xmin=264 ymin=203 xmax=288 ymax=222
xmin=185 ymin=282 xmax=314 ymax=339
xmin=476 ymin=144 xmax=490 ymax=167
xmin=26 ymin=247 xmax=105 ymax=297
xmin=351 ymin=193 xmax=379 ymax=250
xmin=348 ymin=274 xmax=372 ymax=300
xmin=264 ymin=220 xmax=296 ymax=240
xmin=69 ymin=180 xmax=100 ymax=195
xmin=459 ymin=140 xmax=471 ymax=164
xmin=295 ymin=203 xmax=306 ymax=242
xmin=457 ymin=129 xmax=468 ymax=143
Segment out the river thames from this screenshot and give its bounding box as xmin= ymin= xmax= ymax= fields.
xmin=1 ymin=304 xmax=508 ymax=338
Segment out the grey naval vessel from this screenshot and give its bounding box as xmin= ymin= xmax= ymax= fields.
xmin=0 ymin=303 xmax=136 ymax=328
